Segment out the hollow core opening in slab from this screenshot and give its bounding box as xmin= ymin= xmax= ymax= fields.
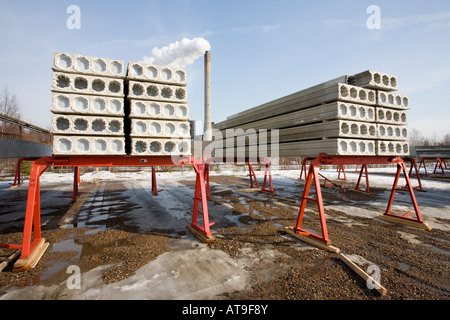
xmin=175 ymin=88 xmax=186 ymax=100
xmin=351 ymin=123 xmax=359 ymax=135
xmin=77 ymin=139 xmax=90 ymax=152
xmin=109 ymin=120 xmax=122 ymax=133
xmin=175 ymin=70 xmax=186 ymax=82
xmin=179 ymin=123 xmax=189 ymax=136
xmin=75 ymin=97 xmax=88 ymax=111
xmin=55 ymin=117 xmax=70 ymax=131
xmin=382 ymin=75 xmax=389 ymax=86
xmin=109 ymin=81 xmax=121 ymax=93
xmin=76 ymin=57 xmax=89 ymax=71
xmin=74 ymin=77 xmax=88 ymax=90
xmin=358 ymin=142 xmax=366 ymax=153
xmin=368 ymin=91 xmax=376 ymax=103
xmin=388 ymin=143 xmax=394 ymax=153
xmin=147 ymin=85 xmax=159 ymax=97
xmin=350 ymin=87 xmax=358 ymax=99
xmin=360 ymin=124 xmax=368 ymax=136
xmin=340 ymin=85 xmax=349 ymax=97
xmin=369 ymin=125 xmax=376 ymax=137
xmin=358 ymin=106 xmax=366 ymax=119
xmin=146 ymin=66 xmax=158 ymax=79
xmin=396 ymin=143 xmax=402 ymax=154
xmin=93 ymin=98 xmax=106 ymax=112
xmin=150 ymin=141 xmax=162 ymax=153
xmin=177 ymin=105 xmax=188 ymax=118
xmin=149 ymin=122 xmax=161 ymax=135
xmin=74 ymin=118 xmax=88 ymax=131
xmin=163 ymin=104 xmax=175 ymax=117
xmin=386 ymin=110 xmax=393 ymax=121
xmin=367 ymin=108 xmax=374 ymax=120
xmin=403 ymin=97 xmax=409 ymax=108
xmin=402 ymin=128 xmax=408 ymax=139
xmin=379 ymin=92 xmax=387 ymax=104
xmin=394 ymin=127 xmax=401 ymax=138
xmin=178 ymin=141 xmax=189 ymax=153
xmin=56 ymin=75 xmax=70 ymax=88
xmin=111 ymin=139 xmax=123 ymax=153
xmin=393 ymin=112 xmax=400 ymax=122
xmin=132 ymin=83 xmax=144 ymax=96
xmin=92 ymin=119 xmax=106 ymax=132
xmin=368 ymin=142 xmax=374 ymax=153
xmin=94 ymin=139 xmax=107 ymax=152
xmin=57 ymin=96 xmax=70 ymax=110
xmin=403 ymin=144 xmax=409 ymax=154
xmin=401 ymin=112 xmax=407 ymax=123
xmin=93 ymin=59 xmax=106 ymax=73
xmin=58 ymin=138 xmax=72 ymax=152
xmin=110 ymin=61 xmax=123 ymax=75
xmin=387 ymin=126 xmax=393 ymax=137
xmin=374 ymin=73 xmax=381 ymax=84
xmin=92 ymin=79 xmax=105 ymax=92
xmin=339 ymin=104 xmax=348 ymax=117
xmin=149 ymin=103 xmax=161 ymax=117
xmin=132 ymin=64 xmax=143 ymax=77
xmin=161 ymin=68 xmax=172 ymax=81
xmin=339 ymin=141 xmax=348 ymax=152
xmin=388 ymin=94 xmax=394 ymax=105
xmin=349 ymin=105 xmax=357 ymax=117
xmin=349 ymin=141 xmax=357 ymax=152
xmin=134 ymin=102 xmax=146 ymax=116
xmin=164 ymin=123 xmax=176 ymax=136
xmin=390 ymin=77 xmax=397 ymax=88
xmin=109 ymin=100 xmax=122 ymax=114
xmin=395 ymin=96 xmax=402 ymax=106
xmin=341 ymin=122 xmax=350 ymax=134
xmin=377 ymin=109 xmax=385 ymax=121
xmin=359 ymin=90 xmax=367 ymax=101
xmin=161 ymin=87 xmax=173 ymax=99
xmin=135 ymin=121 xmax=147 ymax=134
xmin=57 ymin=54 xmax=72 ymax=69
xmin=379 ymin=126 xmax=386 ymax=137
xmin=164 ymin=141 xmax=176 ymax=153
xmin=135 ymin=141 xmax=147 ymax=153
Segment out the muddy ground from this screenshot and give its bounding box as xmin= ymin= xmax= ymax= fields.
xmin=0 ymin=169 xmax=449 ymax=300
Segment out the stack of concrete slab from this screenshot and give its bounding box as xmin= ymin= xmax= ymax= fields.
xmin=126 ymin=61 xmax=191 ymax=156
xmin=51 ymin=52 xmax=127 ymax=155
xmin=213 ymin=70 xmax=410 ymax=158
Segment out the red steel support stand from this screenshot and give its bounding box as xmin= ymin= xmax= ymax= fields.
xmin=2 ymin=155 xmax=216 ymax=271
xmin=355 ymin=164 xmax=370 ymax=193
xmin=433 ymin=158 xmax=445 ymax=174
xmin=188 ymin=162 xmax=216 ymax=242
xmin=404 ymin=158 xmax=424 ymax=192
xmin=151 ymin=166 xmax=163 ymax=195
xmin=9 ymin=157 xmax=40 ymax=187
xmin=248 ymin=163 xmax=260 ymax=189
xmin=294 ymin=155 xmax=431 ymax=246
xmin=337 ymin=165 xmax=347 ymax=180
xmin=261 ymin=159 xmax=275 ymax=194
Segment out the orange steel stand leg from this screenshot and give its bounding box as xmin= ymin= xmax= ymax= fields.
xmin=337 ymin=165 xmax=347 ymax=180
xmin=382 ymin=162 xmax=428 ymax=228
xmin=294 ymin=159 xmax=330 ymax=244
xmin=151 ymin=166 xmax=163 ymax=195
xmin=2 ymin=159 xmax=49 ymax=259
xmin=261 ymin=159 xmax=275 ymax=194
xmin=418 ymin=158 xmax=428 ymax=176
xmin=433 ymin=158 xmax=445 ymax=174
xmin=355 ymin=164 xmax=370 ymax=193
xmin=189 ymin=163 xmax=215 ymax=241
xmin=205 ymin=163 xmax=210 ymax=199
xmin=248 ymin=163 xmax=260 ymax=189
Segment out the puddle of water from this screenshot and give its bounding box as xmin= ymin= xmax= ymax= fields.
xmin=373 ymin=252 xmax=411 ymax=272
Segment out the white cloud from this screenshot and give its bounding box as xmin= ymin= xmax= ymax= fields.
xmin=142 ymin=37 xmax=211 ymax=68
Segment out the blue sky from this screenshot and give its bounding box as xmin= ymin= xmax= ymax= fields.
xmin=1 ymin=0 xmax=449 ymax=138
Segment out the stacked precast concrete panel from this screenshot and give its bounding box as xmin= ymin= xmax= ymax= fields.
xmin=126 ymin=62 xmax=191 ymax=156
xmin=213 ymin=70 xmax=410 ymax=158
xmin=51 ymin=53 xmax=127 ymax=155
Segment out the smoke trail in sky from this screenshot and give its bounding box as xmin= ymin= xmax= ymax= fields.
xmin=143 ymin=37 xmax=211 ymax=68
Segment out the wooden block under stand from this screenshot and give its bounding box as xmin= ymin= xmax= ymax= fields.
xmin=187 ymin=225 xmax=217 ymax=244
xmin=13 ymin=238 xmax=49 ymax=273
xmin=284 ymin=227 xmax=340 ymax=253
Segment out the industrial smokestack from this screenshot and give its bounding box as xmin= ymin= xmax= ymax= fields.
xmin=204 ymin=51 xmax=212 ymax=141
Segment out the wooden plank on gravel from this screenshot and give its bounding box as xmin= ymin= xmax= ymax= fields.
xmin=339 ymin=252 xmax=387 ymax=296
xmin=284 ymin=227 xmax=340 ymax=253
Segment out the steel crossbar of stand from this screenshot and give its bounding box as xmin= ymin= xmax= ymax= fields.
xmin=1 ymin=155 xmax=214 ymax=271
xmin=293 ymin=154 xmax=431 ymax=249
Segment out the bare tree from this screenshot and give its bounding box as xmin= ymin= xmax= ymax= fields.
xmin=0 ymin=85 xmax=22 ymax=134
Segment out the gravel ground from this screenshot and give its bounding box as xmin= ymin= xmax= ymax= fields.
xmin=0 ymin=170 xmax=449 ymax=300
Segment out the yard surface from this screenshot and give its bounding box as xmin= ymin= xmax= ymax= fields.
xmin=0 ymin=165 xmax=449 ymax=300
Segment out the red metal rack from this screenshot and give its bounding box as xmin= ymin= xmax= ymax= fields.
xmin=1 ymin=155 xmax=214 ymax=271
xmin=293 ymin=154 xmax=431 ymax=246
